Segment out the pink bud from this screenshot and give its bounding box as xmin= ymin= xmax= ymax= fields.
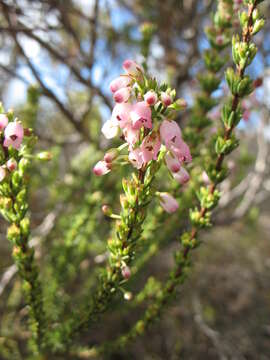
xmin=3 ymin=122 xmax=24 ymax=150
xmin=113 ymin=87 xmax=131 ymax=103
xmin=109 ymin=76 xmax=131 ymax=93
xmin=216 ymin=35 xmax=224 ymax=46
xmin=122 ymin=59 xmax=142 ymax=76
xmin=0 ymin=114 xmax=8 ymax=131
xmin=93 ymin=161 xmax=111 ymax=176
xmin=104 ymin=149 xmax=118 ymax=163
xmin=202 ymin=171 xmax=210 ymax=185
xmin=160 ymin=92 xmax=172 ymax=106
xmin=159 ymin=192 xmax=179 ymax=213
xmin=122 ymin=266 xmax=131 ymax=279
xmin=144 ymin=90 xmax=158 ymax=105
xmin=6 ymin=158 xmax=17 ymax=172
xmin=0 ymin=167 xmax=6 ymax=182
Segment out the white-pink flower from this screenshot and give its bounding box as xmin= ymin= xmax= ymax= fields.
xmin=128 ymin=147 xmax=143 ymax=169
xmin=144 ymin=90 xmax=158 ymax=106
xmin=160 ymin=119 xmax=182 ymax=147
xmin=159 ymin=192 xmax=179 ymax=213
xmin=172 ymin=167 xmax=190 ymax=185
xmin=140 ymin=133 xmax=161 ymax=163
xmin=3 ymin=122 xmax=24 ymax=150
xmin=0 ymin=167 xmax=6 ymax=182
xmin=130 ymin=101 xmax=152 ymax=129
xmin=0 ymin=114 xmax=8 ymax=131
xmin=113 ymin=87 xmax=131 ymax=103
xmin=93 ymin=161 xmax=111 ymax=176
xmin=111 ymin=103 xmax=132 ymax=129
xmin=101 ymin=119 xmax=119 ymax=139
xmin=160 ymin=92 xmax=172 ymax=106
xmin=109 ymin=76 xmax=131 ymax=93
xmin=123 ymin=59 xmax=142 ymax=76
xmin=165 ymin=153 xmax=182 ymax=173
xmin=123 ymin=124 xmax=140 ymax=145
xmin=170 ymin=140 xmax=192 ymax=164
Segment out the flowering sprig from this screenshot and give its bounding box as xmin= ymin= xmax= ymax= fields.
xmin=73 ymin=0 xmax=265 ymax=356
xmin=64 ymin=60 xmax=192 ymax=342
xmin=0 ymin=103 xmax=47 ymax=353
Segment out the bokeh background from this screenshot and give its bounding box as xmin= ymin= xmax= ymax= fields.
xmin=0 ymin=0 xmax=270 ymax=359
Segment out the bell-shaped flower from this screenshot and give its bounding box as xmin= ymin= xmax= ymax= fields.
xmin=130 ymin=101 xmax=152 ymax=129
xmin=160 ymin=119 xmax=182 ymax=148
xmin=170 ymin=139 xmax=192 ymax=164
xmin=140 ymin=133 xmax=161 ymax=163
xmin=113 ymin=87 xmax=131 ymax=103
xmin=128 ymin=147 xmax=143 ymax=169
xmin=93 ymin=161 xmax=111 ymax=176
xmin=123 ymin=124 xmax=140 ymax=145
xmin=172 ymin=167 xmax=190 ymax=185
xmin=144 ymin=90 xmax=158 ymax=106
xmin=123 ymin=59 xmax=142 ymax=76
xmin=0 ymin=114 xmax=8 ymax=131
xmin=159 ymin=192 xmax=179 ymax=213
xmin=3 ymin=122 xmax=24 ymax=150
xmin=111 ymin=103 xmax=132 ymax=129
xmin=165 ymin=153 xmax=182 ymax=173
xmin=101 ymin=118 xmax=119 ymax=139
xmin=110 ymin=76 xmax=131 ymax=93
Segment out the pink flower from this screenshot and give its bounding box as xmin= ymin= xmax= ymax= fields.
xmin=170 ymin=140 xmax=192 ymax=164
xmin=6 ymin=158 xmax=17 ymax=172
xmin=144 ymin=90 xmax=158 ymax=105
xmin=121 ymin=266 xmax=131 ymax=279
xmin=130 ymin=101 xmax=152 ymax=129
xmin=123 ymin=59 xmax=142 ymax=76
xmin=0 ymin=167 xmax=6 ymax=182
xmin=109 ymin=76 xmax=131 ymax=93
xmin=159 ymin=193 xmax=179 ymax=213
xmin=123 ymin=124 xmax=140 ymax=145
xmin=113 ymin=87 xmax=131 ymax=103
xmin=140 ymin=133 xmax=161 ymax=163
xmin=160 ymin=92 xmax=172 ymax=106
xmin=0 ymin=114 xmax=8 ymax=131
xmin=172 ymin=167 xmax=190 ymax=185
xmin=165 ymin=153 xmax=181 ymax=173
xmin=160 ymin=119 xmax=182 ymax=147
xmin=202 ymin=171 xmax=210 ymax=185
xmin=93 ymin=161 xmax=111 ymax=176
xmin=129 ymin=147 xmax=144 ymax=169
xmin=101 ymin=119 xmax=119 ymax=139
xmin=3 ymin=122 xmax=24 ymax=150
xmin=111 ymin=103 xmax=132 ymax=129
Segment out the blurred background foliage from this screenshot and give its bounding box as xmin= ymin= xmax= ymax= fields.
xmin=0 ymin=0 xmax=270 ymax=359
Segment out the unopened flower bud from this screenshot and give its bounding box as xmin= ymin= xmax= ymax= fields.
xmin=37 ymin=151 xmax=53 ymax=161
xmin=160 ymin=92 xmax=172 ymax=106
xmin=124 ymin=291 xmax=133 ymax=301
xmin=104 ymin=149 xmax=118 ymax=163
xmin=6 ymin=158 xmax=17 ymax=172
xmin=93 ymin=161 xmax=111 ymax=176
xmin=144 ymin=90 xmax=158 ymax=105
xmin=0 ymin=167 xmax=6 ymax=182
xmin=121 ymin=266 xmax=131 ymax=279
xmin=102 ymin=205 xmax=112 ymax=216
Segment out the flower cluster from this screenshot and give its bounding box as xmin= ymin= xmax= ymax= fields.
xmin=93 ymin=60 xmax=191 ymax=212
xmin=0 ymin=113 xmax=24 ymax=182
